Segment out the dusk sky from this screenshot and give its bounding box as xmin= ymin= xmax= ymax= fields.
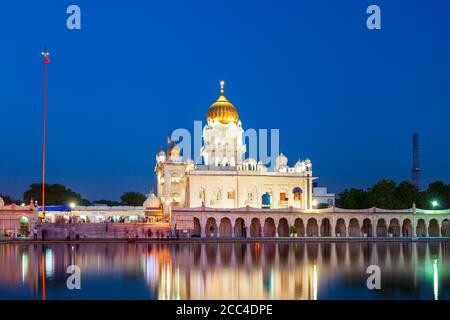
xmin=1 ymin=0 xmax=449 ymax=201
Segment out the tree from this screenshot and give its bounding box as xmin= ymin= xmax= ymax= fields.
xmin=120 ymin=192 xmax=146 ymax=206
xmin=418 ymin=181 xmax=450 ymax=209
xmin=368 ymin=179 xmax=398 ymax=209
xmin=23 ymin=183 xmax=86 ymax=206
xmin=317 ymin=203 xmax=330 ymax=209
xmin=79 ymin=198 xmax=92 ymax=206
xmin=337 ymin=188 xmax=372 ymax=209
xmin=337 ymin=179 xmax=449 ymax=210
xmin=92 ymin=199 xmax=121 ymax=206
xmin=395 ymin=181 xmax=420 ymax=209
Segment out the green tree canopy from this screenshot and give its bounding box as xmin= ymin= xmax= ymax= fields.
xmin=23 ymin=183 xmax=90 ymax=206
xmin=92 ymin=199 xmax=121 ymax=206
xmin=337 ymin=179 xmax=448 ymax=210
xmin=395 ymin=181 xmax=420 ymax=209
xmin=120 ymin=191 xmax=146 ymax=206
xmin=418 ymin=181 xmax=450 ymax=209
xmin=368 ymin=179 xmax=399 ymax=209
xmin=336 ymin=188 xmax=372 ymax=209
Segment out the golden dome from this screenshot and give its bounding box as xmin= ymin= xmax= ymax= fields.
xmin=206 ymin=81 xmax=239 ymax=124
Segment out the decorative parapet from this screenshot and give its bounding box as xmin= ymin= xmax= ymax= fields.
xmin=173 ymin=205 xmax=450 ymax=215
xmin=416 ymin=209 xmax=450 ymax=215
xmin=0 ymin=203 xmax=34 ymax=212
xmin=74 ymin=206 xmax=145 ymax=211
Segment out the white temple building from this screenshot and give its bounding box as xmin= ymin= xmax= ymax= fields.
xmin=153 ymin=81 xmax=315 ymax=218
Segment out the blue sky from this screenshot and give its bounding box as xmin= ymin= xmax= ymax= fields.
xmin=0 ymin=0 xmax=449 ymax=201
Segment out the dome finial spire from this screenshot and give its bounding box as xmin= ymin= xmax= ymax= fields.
xmin=220 ymin=80 xmax=225 ymax=96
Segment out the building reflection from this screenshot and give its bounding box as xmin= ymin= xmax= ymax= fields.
xmin=0 ymin=242 xmax=448 ymax=299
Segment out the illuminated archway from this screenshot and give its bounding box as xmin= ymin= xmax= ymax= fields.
xmin=306 ymin=218 xmax=319 ymax=237
xmin=376 ymin=219 xmax=387 ymax=237
xmin=335 ymin=218 xmax=346 ymax=237
xmin=205 ymin=217 xmax=217 ymax=238
xmin=428 ymin=219 xmax=440 ymax=237
xmin=442 ymin=219 xmax=450 ymax=237
xmin=388 ymin=218 xmax=400 ymax=237
xmin=416 ymin=219 xmax=426 ymax=237
xmin=263 ymin=218 xmax=276 ymax=237
xmin=402 ymin=219 xmax=413 ymax=237
xmin=277 ymin=218 xmax=289 ymax=237
xmin=234 ymin=218 xmax=246 ymax=238
xmin=361 ymin=218 xmax=373 ymax=237
xmin=219 ymin=218 xmax=232 ymax=237
xmin=294 ymin=218 xmax=305 ymax=237
xmin=320 ymin=218 xmax=331 ymax=237
xmin=348 ymin=218 xmax=360 ymax=237
xmin=250 ymin=218 xmax=262 ymax=238
xmin=192 ymin=217 xmax=201 ymax=237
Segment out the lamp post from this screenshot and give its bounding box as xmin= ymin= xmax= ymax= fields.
xmin=40 ymin=46 xmax=50 ymax=221
xmin=431 ymin=200 xmax=439 ymax=210
xmin=69 ymin=202 xmax=76 ymax=223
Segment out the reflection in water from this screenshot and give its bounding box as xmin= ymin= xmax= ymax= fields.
xmin=313 ymin=264 xmax=318 ymax=300
xmin=45 ymin=248 xmax=53 ymax=279
xmin=0 ymin=242 xmax=448 ymax=300
xmin=434 ymin=258 xmax=439 ymax=300
xmin=21 ymin=251 xmax=28 ymax=284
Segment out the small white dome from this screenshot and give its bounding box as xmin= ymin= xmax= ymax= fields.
xmin=143 ymin=193 xmax=160 ymax=208
xmin=156 ymin=148 xmax=166 ymax=163
xmin=276 ymin=153 xmax=288 ymax=167
xmin=243 ymin=158 xmax=257 ymax=165
xmin=294 ymin=160 xmax=306 ymax=173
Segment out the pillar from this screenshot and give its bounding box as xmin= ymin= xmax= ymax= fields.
xmin=231 ymin=219 xmax=235 ymax=238
xmin=275 ymin=221 xmax=279 ymax=237
xmin=331 ymin=220 xmax=336 ymax=237
xmin=245 ymin=218 xmax=252 ymax=238
xmin=317 ymin=219 xmax=323 ymax=237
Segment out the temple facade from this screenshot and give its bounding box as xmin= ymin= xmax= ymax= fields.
xmin=153 ymin=81 xmax=314 ymax=219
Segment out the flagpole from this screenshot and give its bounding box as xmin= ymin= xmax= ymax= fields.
xmin=41 ymin=47 xmax=49 ymax=219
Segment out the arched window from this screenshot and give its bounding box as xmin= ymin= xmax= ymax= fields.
xmin=171 ymin=193 xmax=180 ymax=204
xmin=262 ymin=193 xmax=272 ymax=208
xmin=198 ymin=189 xmax=205 ymax=200
xmin=293 ymin=187 xmax=302 ymax=201
xmin=279 ymin=189 xmax=288 ymax=201
xmin=212 ymin=190 xmax=221 ymax=201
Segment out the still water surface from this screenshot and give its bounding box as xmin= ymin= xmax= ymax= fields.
xmin=0 ymin=242 xmax=448 ymax=300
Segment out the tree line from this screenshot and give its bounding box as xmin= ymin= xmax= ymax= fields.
xmin=336 ymin=179 xmax=450 ymax=210
xmin=1 ymin=183 xmax=147 ymax=207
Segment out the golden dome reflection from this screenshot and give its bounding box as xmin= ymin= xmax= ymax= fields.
xmin=206 ymin=81 xmax=239 ymax=124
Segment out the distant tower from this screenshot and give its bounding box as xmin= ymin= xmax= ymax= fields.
xmin=411 ymin=133 xmax=420 ymax=189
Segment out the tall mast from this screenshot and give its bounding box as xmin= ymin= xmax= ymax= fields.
xmin=41 ymin=46 xmax=50 ymax=219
